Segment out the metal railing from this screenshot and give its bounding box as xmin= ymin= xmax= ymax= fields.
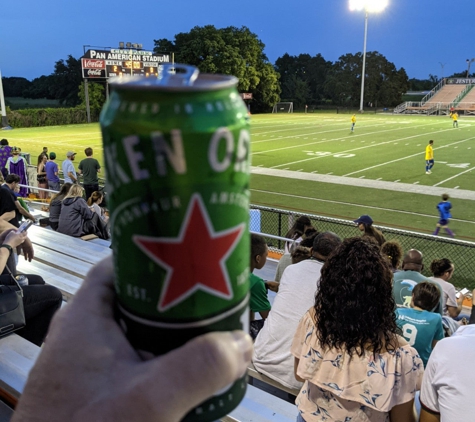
xmin=421 ymin=78 xmax=446 ymax=104
xmin=451 ymin=84 xmax=474 ymax=107
xmin=251 ymin=204 xmax=475 ymax=290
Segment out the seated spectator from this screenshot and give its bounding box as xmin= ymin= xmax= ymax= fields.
xmin=428 ymin=258 xmax=468 ymax=319
xmin=1 ymin=174 xmax=36 ymax=226
xmin=11 ymin=256 xmax=253 ymax=422
xmin=284 ymin=215 xmax=313 ymax=254
xmin=275 ymin=228 xmax=316 ymax=282
xmin=49 ymin=183 xmax=72 ymax=230
xmin=396 ymin=282 xmax=444 ymax=367
xmin=381 ymin=239 xmax=403 ymax=272
xmin=58 ymin=185 xmax=109 ymax=240
xmin=292 ymin=237 xmax=423 ymax=422
xmin=253 ymin=232 xmax=341 ymax=390
xmin=249 ymin=233 xmax=275 ymax=339
xmin=0 ymin=228 xmax=62 ymax=346
xmin=393 ymin=249 xmax=444 ymax=315
xmin=354 ymin=214 xmax=386 ymax=246
xmin=420 ymin=323 xmax=475 ymax=421
xmin=291 ymin=245 xmax=311 ymax=264
xmin=87 ymin=191 xmax=109 ymax=224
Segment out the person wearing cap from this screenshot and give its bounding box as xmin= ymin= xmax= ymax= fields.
xmin=62 ymin=151 xmax=78 ymax=184
xmin=45 ymin=152 xmax=60 ymax=192
xmin=6 ymin=146 xmax=29 ymax=197
xmin=354 ymin=214 xmax=386 ymax=246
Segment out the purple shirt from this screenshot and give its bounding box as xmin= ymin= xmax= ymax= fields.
xmin=45 ymin=160 xmax=59 ymax=182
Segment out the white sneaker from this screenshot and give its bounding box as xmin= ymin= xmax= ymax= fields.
xmin=426 ymin=171 xmax=430 ymax=174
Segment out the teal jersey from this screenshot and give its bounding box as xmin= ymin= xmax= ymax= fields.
xmin=396 ymin=307 xmax=444 ymax=367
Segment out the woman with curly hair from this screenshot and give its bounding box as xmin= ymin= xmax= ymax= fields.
xmin=291 ymin=237 xmax=423 ymax=422
xmin=381 ymin=240 xmax=403 ymax=272
xmin=354 ymin=214 xmax=386 ymax=246
xmin=428 ymin=258 xmax=466 ymax=319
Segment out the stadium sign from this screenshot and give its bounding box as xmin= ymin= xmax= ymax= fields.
xmin=446 ymin=78 xmax=475 ymax=84
xmin=81 ymin=49 xmax=170 ymax=79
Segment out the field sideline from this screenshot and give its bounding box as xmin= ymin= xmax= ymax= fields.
xmin=3 ymin=112 xmax=475 ymax=239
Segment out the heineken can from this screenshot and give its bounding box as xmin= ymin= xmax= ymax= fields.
xmin=100 ymin=64 xmax=250 ymax=421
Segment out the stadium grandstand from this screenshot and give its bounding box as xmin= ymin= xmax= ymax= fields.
xmin=395 ymin=78 xmax=475 ymax=115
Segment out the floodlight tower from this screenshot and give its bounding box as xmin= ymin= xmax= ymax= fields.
xmin=466 ymin=58 xmax=475 ymax=78
xmin=349 ymin=0 xmax=388 ymax=113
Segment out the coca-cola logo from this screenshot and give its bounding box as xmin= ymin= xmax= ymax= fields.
xmin=87 ymin=69 xmax=102 ymax=76
xmin=82 ymin=58 xmax=105 ymax=69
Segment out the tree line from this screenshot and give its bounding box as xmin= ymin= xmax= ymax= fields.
xmin=2 ymin=25 xmax=473 ymax=113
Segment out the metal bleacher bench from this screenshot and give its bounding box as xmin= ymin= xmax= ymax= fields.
xmin=16 ymin=225 xmax=111 ymax=301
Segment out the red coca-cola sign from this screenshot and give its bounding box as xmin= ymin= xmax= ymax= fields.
xmin=81 ymin=58 xmax=105 ymax=69
xmin=82 ymin=68 xmax=106 ymax=78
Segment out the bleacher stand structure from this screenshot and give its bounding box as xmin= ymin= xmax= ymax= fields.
xmin=395 ymin=78 xmax=475 ymax=115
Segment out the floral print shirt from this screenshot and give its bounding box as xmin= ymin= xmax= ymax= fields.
xmin=291 ymin=310 xmax=424 ymax=421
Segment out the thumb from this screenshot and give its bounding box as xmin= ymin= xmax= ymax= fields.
xmin=141 ymin=330 xmax=253 ymax=421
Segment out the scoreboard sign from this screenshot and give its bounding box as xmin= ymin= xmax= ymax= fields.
xmin=81 ymin=49 xmax=170 ymax=79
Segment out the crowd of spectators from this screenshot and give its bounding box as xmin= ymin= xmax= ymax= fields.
xmin=250 ymin=213 xmax=475 ymax=421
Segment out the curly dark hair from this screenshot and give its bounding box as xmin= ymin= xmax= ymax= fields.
xmin=285 ymin=215 xmax=312 ymax=240
xmin=314 ymin=237 xmax=398 ymax=357
xmin=430 ymin=258 xmax=453 ymax=277
xmin=381 ymin=240 xmax=403 ymax=270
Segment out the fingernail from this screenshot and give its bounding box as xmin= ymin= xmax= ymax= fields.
xmin=231 ymin=331 xmax=253 ymax=374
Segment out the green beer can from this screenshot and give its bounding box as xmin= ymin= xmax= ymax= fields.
xmin=100 ymin=64 xmax=250 ymax=421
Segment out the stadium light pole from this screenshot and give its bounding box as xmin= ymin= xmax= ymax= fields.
xmin=466 ymin=58 xmax=475 ymax=78
xmin=349 ymin=0 xmax=388 ymax=113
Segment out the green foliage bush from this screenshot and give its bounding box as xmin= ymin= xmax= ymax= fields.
xmin=7 ymin=107 xmax=100 ymax=128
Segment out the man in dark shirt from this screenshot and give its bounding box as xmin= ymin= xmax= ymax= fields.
xmin=1 ymin=174 xmax=36 ymax=227
xmin=78 ymin=147 xmax=101 ymax=201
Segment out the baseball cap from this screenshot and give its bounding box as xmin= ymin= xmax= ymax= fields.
xmin=66 ymin=151 xmax=76 ymax=158
xmin=49 ymin=152 xmax=56 ymax=159
xmin=354 ymin=215 xmax=373 ymax=225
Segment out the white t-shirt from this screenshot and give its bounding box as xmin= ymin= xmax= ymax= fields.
xmin=428 ymin=276 xmax=457 ymax=315
xmin=420 ymin=325 xmax=475 ymax=420
xmin=253 ymin=258 xmax=323 ymax=389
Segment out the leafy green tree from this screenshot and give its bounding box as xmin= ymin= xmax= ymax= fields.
xmin=1 ymin=77 xmax=32 ymax=97
xmin=50 ymin=55 xmax=83 ymax=106
xmin=78 ymin=82 xmax=105 ymax=112
xmin=275 ymin=53 xmax=331 ymax=106
xmin=154 ymin=25 xmax=280 ymax=111
xmin=22 ymin=75 xmax=56 ymax=99
xmin=324 ymin=52 xmax=409 ymax=107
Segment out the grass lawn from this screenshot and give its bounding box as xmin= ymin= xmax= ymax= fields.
xmin=3 ymin=112 xmax=475 ymax=240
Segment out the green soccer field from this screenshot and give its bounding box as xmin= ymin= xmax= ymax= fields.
xmin=3 ymin=112 xmax=475 ymax=239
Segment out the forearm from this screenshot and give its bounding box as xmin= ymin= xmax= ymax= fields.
xmin=0 ymin=247 xmax=11 ymax=273
xmin=0 ymin=211 xmax=15 ymax=221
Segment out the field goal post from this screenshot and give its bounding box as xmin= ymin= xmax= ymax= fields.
xmin=272 ymin=102 xmax=293 ymax=113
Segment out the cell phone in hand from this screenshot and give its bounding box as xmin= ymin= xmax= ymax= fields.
xmin=456 ymin=288 xmax=470 ymax=298
xmin=17 ymin=220 xmax=34 ymax=233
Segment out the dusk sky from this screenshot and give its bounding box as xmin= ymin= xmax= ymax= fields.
xmin=2 ymin=0 xmax=474 ymax=81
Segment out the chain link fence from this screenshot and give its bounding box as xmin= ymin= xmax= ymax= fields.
xmin=251 ymin=204 xmax=475 ymax=290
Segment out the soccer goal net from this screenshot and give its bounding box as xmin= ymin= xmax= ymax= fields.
xmin=272 ymin=102 xmax=293 ymax=113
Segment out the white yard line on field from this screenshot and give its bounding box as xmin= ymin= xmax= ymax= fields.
xmin=433 ymin=166 xmax=475 ymax=187
xmin=251 ymin=188 xmax=475 ymax=224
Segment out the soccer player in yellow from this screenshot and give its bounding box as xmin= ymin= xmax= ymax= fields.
xmin=452 ymin=111 xmax=459 ymax=128
xmin=351 ymin=114 xmax=356 ymax=132
xmin=425 ymin=140 xmax=434 ymax=174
